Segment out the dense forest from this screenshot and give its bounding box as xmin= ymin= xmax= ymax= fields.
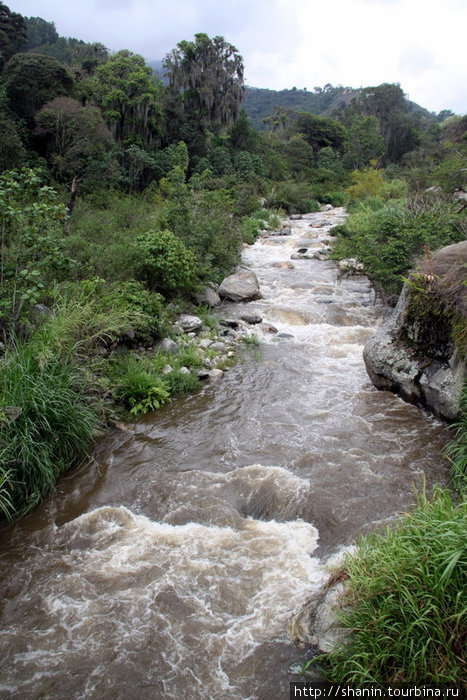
xmin=0 ymin=1 xmax=466 ymax=689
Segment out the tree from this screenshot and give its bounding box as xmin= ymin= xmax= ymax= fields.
xmin=0 ymin=2 xmax=26 ymax=70
xmin=34 ymin=96 xmax=113 ymax=182
xmin=294 ymin=112 xmax=347 ymax=154
xmin=163 ymin=33 xmax=244 ymax=132
xmin=88 ymin=50 xmax=162 ymax=145
xmin=23 ymin=16 xmax=58 ymax=50
xmin=3 ymin=52 xmax=74 ymax=126
xmin=344 ymin=114 xmax=385 ymax=169
xmin=345 ymin=83 xmax=421 ymax=163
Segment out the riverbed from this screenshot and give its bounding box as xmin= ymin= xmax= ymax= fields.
xmin=0 ymin=208 xmax=450 ymax=699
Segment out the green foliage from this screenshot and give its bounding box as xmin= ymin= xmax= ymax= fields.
xmin=0 ymin=1 xmax=26 ymax=71
xmin=294 ymin=111 xmax=347 ymax=153
xmin=317 ymin=487 xmax=466 ymax=688
xmin=240 ymin=208 xmax=281 ymax=244
xmin=0 ymin=334 xmax=101 ymax=517
xmin=135 ymin=229 xmax=199 ymax=297
xmin=23 ymin=16 xmax=58 ymax=50
xmin=345 ymin=163 xmax=407 ymax=202
xmin=446 ymin=383 xmax=467 ymax=490
xmin=65 ymin=191 xmax=155 ymax=281
xmin=157 ymin=167 xmax=242 ymax=281
xmin=267 ymin=181 xmax=320 ymax=214
xmin=3 ymin=52 xmax=74 ymax=125
xmin=333 ymin=197 xmax=464 ymax=298
xmin=0 ymin=168 xmax=70 ymax=322
xmin=34 ymin=96 xmax=113 ymax=183
xmin=164 ymin=33 xmax=244 ymax=132
xmin=89 ymin=50 xmax=163 ymax=146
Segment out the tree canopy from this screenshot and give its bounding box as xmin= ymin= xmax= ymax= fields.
xmin=164 ymin=33 xmax=245 ymax=131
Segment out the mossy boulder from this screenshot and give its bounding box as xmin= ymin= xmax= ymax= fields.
xmin=363 ymin=241 xmax=467 ymax=421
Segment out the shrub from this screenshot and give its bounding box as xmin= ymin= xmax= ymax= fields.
xmin=135 ymin=229 xmax=199 ymax=297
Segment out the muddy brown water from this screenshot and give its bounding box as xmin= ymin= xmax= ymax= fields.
xmin=0 ymin=209 xmax=450 ymax=699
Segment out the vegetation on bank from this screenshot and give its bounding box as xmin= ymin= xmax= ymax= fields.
xmin=0 ymin=1 xmax=466 ymax=687
xmin=315 ymin=485 xmax=466 ymax=688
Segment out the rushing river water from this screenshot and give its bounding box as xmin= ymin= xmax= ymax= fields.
xmin=0 ymin=208 xmax=450 ymax=699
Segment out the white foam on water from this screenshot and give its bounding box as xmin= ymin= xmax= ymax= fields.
xmin=1 ymin=502 xmax=326 ymax=698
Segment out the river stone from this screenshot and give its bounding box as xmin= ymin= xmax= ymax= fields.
xmin=218 ymin=271 xmax=261 ymax=302
xmin=241 ymin=313 xmax=263 ymax=325
xmin=161 ymin=364 xmax=173 ymax=375
xmin=198 ymin=338 xmax=213 ymax=349
xmin=177 ymin=314 xmax=203 ymax=334
xmin=158 ymin=337 xmax=179 ymax=354
xmin=210 ymin=341 xmax=226 ymax=352
xmin=209 ymin=368 xmax=224 ymax=380
xmin=271 ymin=261 xmax=294 ymax=269
xmin=195 ymin=285 xmax=221 ymax=308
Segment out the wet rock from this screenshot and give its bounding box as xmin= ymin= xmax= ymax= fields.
xmin=196 ymin=368 xmax=211 ymax=380
xmin=195 ymin=285 xmax=221 ymax=307
xmin=276 ymin=332 xmax=294 ymax=339
xmin=218 ymin=271 xmax=261 ymax=302
xmin=177 ymin=314 xmax=203 ymax=334
xmin=291 ymin=253 xmax=313 ymax=260
xmin=262 ymin=323 xmax=278 ymax=334
xmin=241 ymin=313 xmax=263 ymax=325
xmin=220 ymin=318 xmax=241 ymax=329
xmin=158 ymin=337 xmax=179 ymax=354
xmin=363 ymin=246 xmax=467 ymax=422
xmin=288 ymin=581 xmax=350 ymax=653
xmin=297 ymin=247 xmax=308 ymax=254
xmin=271 ymin=261 xmax=295 ymax=269
xmin=290 ymin=214 xmax=302 ymax=220
xmin=209 ymin=368 xmax=224 ymax=380
xmin=281 ymin=226 xmax=292 ymax=235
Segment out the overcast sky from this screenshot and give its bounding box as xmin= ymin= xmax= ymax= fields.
xmin=7 ymin=0 xmax=467 ymax=114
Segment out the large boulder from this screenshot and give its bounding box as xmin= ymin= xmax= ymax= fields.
xmin=218 ymin=270 xmax=261 ymax=302
xmin=363 ymin=242 xmax=467 ymax=421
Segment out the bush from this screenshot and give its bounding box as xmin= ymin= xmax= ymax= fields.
xmin=135 ymin=229 xmax=199 ymax=297
xmin=319 ymin=487 xmax=467 ymax=688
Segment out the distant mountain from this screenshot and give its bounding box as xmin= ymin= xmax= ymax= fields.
xmin=243 ymin=85 xmax=360 ymax=129
xmin=146 ymin=59 xmax=432 ymax=129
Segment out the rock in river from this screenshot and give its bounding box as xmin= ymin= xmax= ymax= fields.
xmin=218 ymin=271 xmax=261 ymax=302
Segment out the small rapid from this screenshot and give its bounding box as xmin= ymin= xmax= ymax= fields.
xmin=0 ymin=208 xmax=450 ymax=699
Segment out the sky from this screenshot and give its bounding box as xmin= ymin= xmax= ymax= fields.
xmin=7 ymin=0 xmax=467 ymax=115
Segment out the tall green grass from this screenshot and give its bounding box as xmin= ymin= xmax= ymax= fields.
xmin=0 ymin=337 xmax=101 ymax=518
xmin=319 ymin=486 xmax=466 ymax=688
xmin=446 ymin=383 xmax=467 ymax=491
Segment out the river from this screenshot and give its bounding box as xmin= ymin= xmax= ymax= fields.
xmin=0 ymin=208 xmax=450 ymax=699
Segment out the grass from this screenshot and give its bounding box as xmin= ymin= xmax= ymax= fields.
xmin=446 ymin=383 xmax=467 ymax=491
xmin=0 ymin=336 xmax=101 ymax=518
xmin=314 ymin=486 xmax=466 ymax=688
